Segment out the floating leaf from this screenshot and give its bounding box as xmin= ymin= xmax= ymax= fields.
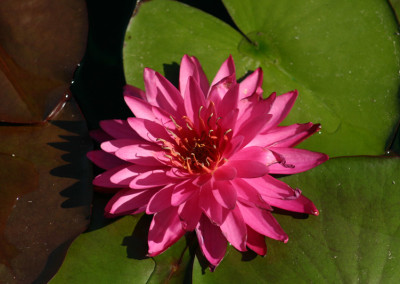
xmin=124 ymin=0 xmax=400 ymax=157
xmin=194 ymin=156 xmax=400 ymax=283
xmin=0 ymin=0 xmax=88 ymax=123
xmin=0 ymin=97 xmax=92 ymax=283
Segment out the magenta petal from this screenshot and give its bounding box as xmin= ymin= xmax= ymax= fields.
xmin=130 ymin=169 xmax=176 ymax=189
xmin=101 ymin=139 xmax=142 ymax=154
xmin=251 ymin=123 xmax=320 ymax=148
xmin=246 ymin=226 xmax=267 ymax=256
xmin=199 ymin=183 xmax=229 ymax=225
xmin=146 ymin=184 xmax=174 ymax=214
xmin=124 ymin=94 xmax=156 ymax=121
xmin=115 ymin=143 xmax=163 ymax=166
xmin=178 ymin=192 xmax=202 ymax=231
xmin=207 ymin=74 xmax=236 ymax=106
xmin=212 ymin=180 xmax=237 ymax=209
xmin=123 ymin=84 xmax=146 ymax=100
xmin=268 ymin=147 xmax=329 ymax=174
xmin=184 ymin=77 xmax=206 ymax=127
xmin=231 ymin=178 xmax=272 ymax=210
xmin=245 ymin=174 xmax=299 ymax=199
xmin=196 ymin=214 xmax=227 ymax=268
xmin=213 ymin=164 xmax=237 ymax=180
xmin=179 ymin=55 xmax=209 ymax=95
xmin=210 ymin=55 xmax=235 ymax=87
xmin=238 ymin=68 xmax=263 ymax=100
xmin=100 ymin=119 xmax=142 ymax=140
xmin=87 ymin=150 xmax=126 ymax=170
xmin=238 ymin=202 xmax=288 ymax=243
xmin=264 ymin=91 xmax=298 ymax=130
xmin=263 ymin=194 xmax=319 ymax=215
xmin=219 ymin=206 xmax=247 ymax=251
xmin=105 ymin=188 xmax=155 ymax=216
xmin=93 ymin=165 xmax=134 ymax=188
xmin=148 ymin=207 xmax=186 ymax=257
xmin=127 ymin=117 xmax=172 ymax=143
xmin=90 ymin=129 xmax=113 ymax=143
xmin=143 ymin=68 xmax=184 ymax=116
xmin=171 ymin=179 xmax=198 ymax=206
xmin=228 ymin=160 xmax=269 ymax=178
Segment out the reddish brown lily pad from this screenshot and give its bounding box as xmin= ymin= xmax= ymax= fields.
xmin=0 ymin=96 xmax=92 ymax=283
xmin=0 ymin=0 xmax=88 ymax=123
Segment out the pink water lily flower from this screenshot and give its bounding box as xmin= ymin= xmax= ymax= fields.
xmin=87 ymin=55 xmax=328 ymax=269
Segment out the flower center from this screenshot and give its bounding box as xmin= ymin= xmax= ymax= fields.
xmin=158 ymin=104 xmax=232 ymax=174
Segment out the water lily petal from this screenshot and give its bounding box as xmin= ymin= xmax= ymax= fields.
xmin=212 ymin=180 xmax=237 ymax=209
xmin=180 ymin=54 xmax=209 ymax=95
xmin=269 ymin=147 xmax=329 ymax=174
xmin=87 ymin=150 xmax=126 ymax=170
xmin=219 ymin=206 xmax=247 ymax=251
xmin=127 ymin=117 xmax=173 ymax=143
xmin=123 ymin=84 xmax=146 ymax=100
xmin=178 ymin=192 xmax=202 ymax=231
xmin=210 ymin=55 xmax=235 ymax=87
xmin=100 ymin=119 xmax=142 ymax=140
xmin=115 ymin=143 xmax=164 ymax=166
xmin=130 ymin=169 xmax=177 ymax=189
xmin=238 ymin=202 xmax=288 ymax=243
xmin=196 ymin=215 xmax=227 ymax=269
xmin=105 ymin=188 xmax=155 ymax=216
xmin=199 ymin=182 xmax=229 ymax=225
xmin=148 ymin=207 xmax=186 ymax=257
xmin=146 ymin=184 xmax=175 ymax=214
xmin=238 ymin=67 xmax=263 ymax=100
xmin=171 ymin=179 xmax=198 ymax=206
xmin=246 ymin=226 xmax=267 ymax=256
xmin=263 ymin=194 xmax=319 ymax=216
xmin=244 ymin=174 xmax=300 ymax=199
xmin=184 ymin=76 xmax=206 ymax=128
xmin=101 ymin=139 xmax=143 ymax=154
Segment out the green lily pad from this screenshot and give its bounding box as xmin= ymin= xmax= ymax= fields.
xmin=50 ymin=156 xmax=400 ymax=283
xmin=124 ymin=0 xmax=400 ymax=157
xmin=194 ymin=156 xmax=400 ymax=283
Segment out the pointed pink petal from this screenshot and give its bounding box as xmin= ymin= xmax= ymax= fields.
xmin=124 ymin=94 xmax=156 ymax=121
xmin=127 ymin=117 xmax=173 ymax=143
xmin=148 ymin=207 xmax=186 ymax=256
xmin=250 ymin=123 xmax=320 ymax=148
xmin=218 ymin=83 xmax=239 ymax=118
xmin=87 ymin=150 xmax=126 ymax=170
xmin=199 ymin=182 xmax=229 ymax=225
xmin=219 ymin=206 xmax=247 ymax=251
xmin=179 ymin=55 xmax=209 ymax=95
xmin=238 ymin=68 xmax=263 ymax=100
xmin=144 ymin=68 xmax=184 ymax=116
xmin=238 ymin=202 xmax=288 ymax=243
xmin=123 ymin=84 xmax=146 ymax=100
xmin=146 ymin=184 xmax=175 ymax=214
xmin=105 ymin=188 xmax=155 ymax=216
xmin=190 ymin=56 xmax=210 ymax=94
xmin=212 ymin=180 xmax=237 ymax=209
xmin=263 ymin=91 xmax=298 ymax=130
xmin=235 ymin=113 xmax=272 ymax=148
xmin=268 ymin=147 xmax=329 ymax=174
xmin=90 ymin=129 xmax=113 ymax=143
xmin=213 ymin=164 xmax=237 ymax=181
xmin=228 ymin=147 xmax=278 ymax=178
xmin=231 ymin=178 xmax=272 ymax=210
xmin=93 ymin=165 xmax=134 ymax=188
xmin=130 ymin=169 xmax=176 ymax=189
xmin=110 ymin=165 xmax=156 ymax=185
xmin=207 ymin=74 xmax=236 ymax=106
xmin=263 ymin=194 xmax=319 ymax=215
xmin=171 ymin=179 xmax=198 ymax=206
xmin=101 ymin=139 xmax=142 ymax=154
xmin=178 ymin=192 xmax=202 ymax=231
xmin=210 ymin=55 xmax=235 ymax=87
xmin=100 ymin=119 xmax=142 ymax=140
xmin=196 ymin=215 xmax=227 ymax=268
xmin=244 ymin=174 xmax=300 ymax=199
xmin=184 ymin=77 xmax=206 ymax=127
xmin=115 ymin=143 xmax=164 ymax=166
xmin=246 ymin=226 xmax=267 ymax=256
